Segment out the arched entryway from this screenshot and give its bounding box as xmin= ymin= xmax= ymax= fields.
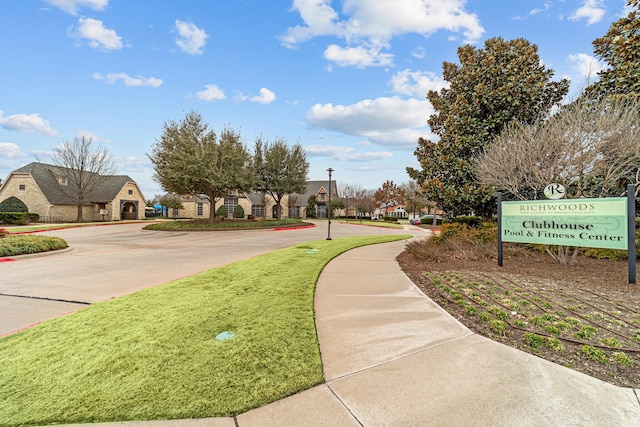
xmin=120 ymin=200 xmax=138 ymax=220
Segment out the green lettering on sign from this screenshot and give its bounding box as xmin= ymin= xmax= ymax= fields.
xmin=501 ymin=198 xmax=627 ymax=250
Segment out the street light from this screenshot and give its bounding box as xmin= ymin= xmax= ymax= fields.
xmin=327 ymin=168 xmax=334 ymax=240
xmin=345 ymin=185 xmax=350 ymax=223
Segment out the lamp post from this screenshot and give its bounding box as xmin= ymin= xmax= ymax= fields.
xmin=327 ymin=168 xmax=334 ymax=240
xmin=345 ymin=185 xmax=350 ymax=223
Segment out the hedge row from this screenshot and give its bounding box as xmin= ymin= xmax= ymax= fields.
xmin=0 ymin=212 xmax=40 ymax=225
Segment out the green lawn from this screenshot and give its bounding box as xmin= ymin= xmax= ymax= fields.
xmin=0 ymin=234 xmax=410 ymax=426
xmin=143 ymin=218 xmax=309 ymax=231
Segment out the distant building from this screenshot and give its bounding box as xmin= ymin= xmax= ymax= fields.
xmin=167 ymin=180 xmax=339 ymax=219
xmin=0 ymin=162 xmax=146 ymax=222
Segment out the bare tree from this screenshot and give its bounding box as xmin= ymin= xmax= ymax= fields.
xmin=476 ymin=97 xmax=640 ymax=263
xmin=51 ymin=136 xmax=117 ymax=222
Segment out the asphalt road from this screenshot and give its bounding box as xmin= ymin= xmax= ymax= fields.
xmin=0 ymin=220 xmax=417 ymax=336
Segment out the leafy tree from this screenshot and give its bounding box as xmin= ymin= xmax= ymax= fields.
xmin=253 ymin=137 xmax=309 ymax=219
xmin=158 ymin=193 xmax=184 ymax=218
xmin=374 ymin=180 xmax=405 ymax=214
xmin=51 ymin=136 xmax=117 ymax=222
xmin=330 ymin=197 xmax=346 ymax=217
xmin=407 ymin=37 xmax=569 ymax=219
xmin=149 ymin=111 xmax=253 ymax=222
xmin=585 ymin=0 xmax=640 ymax=99
xmin=306 ymin=195 xmax=317 ymax=218
xmin=0 ymin=196 xmax=28 ymax=212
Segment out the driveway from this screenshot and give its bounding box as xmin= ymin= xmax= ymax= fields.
xmin=0 ymin=221 xmax=417 ymax=336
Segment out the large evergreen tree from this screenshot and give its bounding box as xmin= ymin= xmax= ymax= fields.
xmin=149 ymin=111 xmax=253 ymax=222
xmin=407 ymin=37 xmax=569 ymax=218
xmin=253 ymin=137 xmax=309 ymax=220
xmin=586 ymin=0 xmax=640 ymax=99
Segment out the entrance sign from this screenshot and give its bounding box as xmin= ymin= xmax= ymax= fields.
xmin=497 ymin=184 xmax=636 ymax=284
xmin=501 ymin=198 xmax=627 ymax=250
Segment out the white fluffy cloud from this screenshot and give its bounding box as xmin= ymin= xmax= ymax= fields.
xmin=0 ymin=111 xmax=58 ymax=136
xmin=175 ymin=20 xmax=208 ymax=55
xmin=390 ymin=69 xmax=448 ymax=97
xmin=282 ymin=0 xmax=484 ymax=67
xmin=305 ymin=144 xmax=393 ymax=162
xmin=0 ymin=142 xmax=24 ymax=159
xmin=92 ymin=72 xmax=163 ymax=87
xmin=306 ymin=96 xmax=432 ymax=149
xmin=195 ymin=84 xmax=226 ymax=101
xmin=324 ymin=43 xmax=393 ymax=68
xmin=569 ymin=0 xmax=606 ymax=25
xmin=250 ymin=88 xmax=277 ymax=104
xmin=42 ymin=0 xmax=108 ymax=15
xmin=70 ymin=17 xmax=123 ymax=51
xmin=567 ymin=53 xmax=605 ymax=80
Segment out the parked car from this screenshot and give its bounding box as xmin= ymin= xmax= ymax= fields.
xmin=410 ymin=215 xmax=442 ymax=225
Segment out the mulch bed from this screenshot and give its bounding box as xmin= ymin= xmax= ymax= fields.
xmin=397 ymin=246 xmax=640 ymax=388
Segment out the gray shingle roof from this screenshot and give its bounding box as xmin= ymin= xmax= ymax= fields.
xmin=14 ymin=162 xmax=135 ymax=205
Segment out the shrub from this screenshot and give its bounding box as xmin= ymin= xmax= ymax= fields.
xmin=0 ymin=228 xmax=8 ymax=238
xmin=215 ymin=205 xmax=228 ymax=218
xmin=0 ymin=235 xmax=67 ymax=256
xmin=0 ymin=212 xmax=39 ymax=225
xmin=0 ymin=196 xmax=28 ymax=213
xmin=233 ymin=205 xmax=245 ymax=218
xmin=444 ymin=215 xmax=483 ymax=228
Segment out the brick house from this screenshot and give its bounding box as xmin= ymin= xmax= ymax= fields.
xmin=0 ymin=162 xmax=146 ymax=222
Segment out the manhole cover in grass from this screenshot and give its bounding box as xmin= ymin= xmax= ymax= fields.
xmin=215 ymin=331 xmax=236 ymax=341
xmin=304 ymin=248 xmax=320 ymax=255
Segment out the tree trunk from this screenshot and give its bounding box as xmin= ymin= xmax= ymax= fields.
xmin=76 ymin=204 xmax=83 ymax=222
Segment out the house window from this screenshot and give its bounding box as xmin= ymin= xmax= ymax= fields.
xmin=59 ymin=177 xmax=68 ymax=185
xmin=197 ymin=202 xmax=203 ymax=216
xmin=289 ymin=207 xmax=300 ymax=218
xmin=224 ymin=197 xmax=238 ymax=215
xmin=251 ymin=205 xmax=265 ymax=217
xmin=128 ymin=189 xmax=133 ymax=195
xmin=319 ymin=193 xmax=326 ymax=201
xmin=19 ymin=184 xmax=25 ymax=190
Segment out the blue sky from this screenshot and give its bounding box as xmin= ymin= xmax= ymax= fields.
xmin=0 ymin=0 xmax=628 ymax=198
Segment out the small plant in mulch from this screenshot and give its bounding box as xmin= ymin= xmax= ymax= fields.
xmin=423 ymin=269 xmax=640 ymax=387
xmin=0 ymin=228 xmax=8 ymax=238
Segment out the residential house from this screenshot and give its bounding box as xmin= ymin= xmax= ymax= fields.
xmin=0 ymin=162 xmax=146 ymax=222
xmin=167 ymin=180 xmax=339 ymax=220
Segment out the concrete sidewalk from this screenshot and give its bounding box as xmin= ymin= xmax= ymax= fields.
xmin=64 ymin=240 xmax=640 ymax=426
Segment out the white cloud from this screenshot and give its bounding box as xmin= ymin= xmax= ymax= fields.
xmin=0 ymin=111 xmax=58 ymax=136
xmin=195 ymin=84 xmax=226 ymax=101
xmin=305 ymin=144 xmax=393 ymax=162
xmin=305 ymin=96 xmax=433 ymax=149
xmin=530 ymin=1 xmax=552 ymax=16
xmin=70 ymin=17 xmax=123 ymax=51
xmin=567 ymin=53 xmax=605 ymax=80
xmin=175 ymin=20 xmax=208 ymax=55
xmin=42 ymin=0 xmax=108 ymax=15
xmin=0 ymin=142 xmax=24 ymax=160
xmin=237 ymin=88 xmax=277 ymax=104
xmin=250 ymin=88 xmax=276 ymax=104
xmin=390 ymin=69 xmax=448 ymax=97
xmin=281 ymin=0 xmax=484 ymax=67
xmin=92 ymin=72 xmax=163 ymax=87
xmin=569 ymin=0 xmax=606 ymax=25
xmin=324 ymin=43 xmax=393 ymax=67
xmin=75 ymin=130 xmax=111 ymax=144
